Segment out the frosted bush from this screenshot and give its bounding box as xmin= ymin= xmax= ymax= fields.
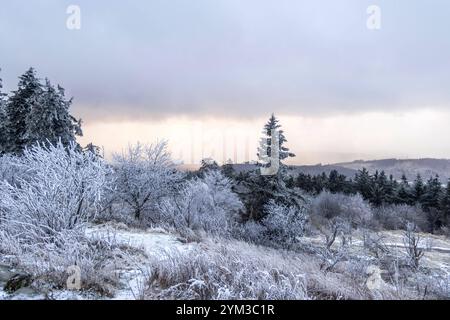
xmin=160 ymin=171 xmax=243 ymax=236
xmin=144 ymin=239 xmax=382 ymax=300
xmin=262 ymin=200 xmax=308 ymax=247
xmin=113 ymin=141 xmax=182 ymax=223
xmin=0 ymin=142 xmax=111 ymax=243
xmin=145 ymin=245 xmax=309 ymax=300
xmin=310 ymin=191 xmax=373 ymax=228
xmin=202 ymin=170 xmax=243 ymax=220
xmin=232 ymin=220 xmax=267 ymax=243
xmin=0 ymin=153 xmax=25 ymax=185
xmin=374 ymin=204 xmax=428 ymax=231
xmin=0 ymin=142 xmax=120 ymax=295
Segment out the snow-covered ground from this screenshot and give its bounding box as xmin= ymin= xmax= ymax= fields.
xmin=299 ymin=230 xmax=450 ymax=274
xmin=1 ymin=223 xmax=449 ymax=300
xmin=0 ymin=223 xmax=196 ymax=300
xmin=86 ymin=223 xmax=196 ymax=300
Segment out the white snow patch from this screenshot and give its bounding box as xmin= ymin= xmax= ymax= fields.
xmin=85 ymin=223 xmax=195 ymax=300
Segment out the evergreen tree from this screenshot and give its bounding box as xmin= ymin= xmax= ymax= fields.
xmin=412 ymin=174 xmax=425 ymax=204
xmin=422 ymin=175 xmax=442 ymax=212
xmin=327 ymin=169 xmax=347 ymax=193
xmin=285 ymin=175 xmax=295 ymax=189
xmin=370 ymin=170 xmax=387 ymax=206
xmin=257 ymin=114 xmax=295 ymax=165
xmin=235 ymin=116 xmax=302 ymax=221
xmin=25 ymin=79 xmax=82 ymax=147
xmin=221 ymin=161 xmax=235 ymax=179
xmin=355 ymin=168 xmax=372 ymax=200
xmin=5 ymin=68 xmax=43 ymax=154
xmin=312 ymin=172 xmax=328 ymax=194
xmin=296 ymin=173 xmax=314 ymax=193
xmin=384 ymin=174 xmax=397 ymax=204
xmin=83 ymin=142 xmax=102 ymax=157
xmin=394 ymin=174 xmax=414 ymax=205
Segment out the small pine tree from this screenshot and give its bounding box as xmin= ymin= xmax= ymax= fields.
xmin=296 ymin=173 xmax=314 ymax=193
xmin=355 ymin=168 xmax=372 ymax=200
xmin=384 ymin=174 xmax=397 ymax=204
xmin=370 ymin=170 xmax=388 ymax=206
xmin=327 ymin=169 xmax=347 ymax=193
xmin=412 ymin=174 xmax=425 ymax=204
xmin=422 ymin=175 xmax=442 ymax=212
xmin=394 ymin=174 xmax=414 ymax=205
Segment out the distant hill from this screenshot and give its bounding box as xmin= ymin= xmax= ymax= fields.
xmin=335 ymin=158 xmax=450 ymax=181
xmin=231 ymin=158 xmax=450 ymax=182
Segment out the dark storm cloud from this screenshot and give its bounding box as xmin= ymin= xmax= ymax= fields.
xmin=1 ymin=0 xmax=450 ymax=121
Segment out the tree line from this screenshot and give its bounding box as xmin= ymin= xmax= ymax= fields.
xmin=285 ymin=168 xmax=450 ymax=231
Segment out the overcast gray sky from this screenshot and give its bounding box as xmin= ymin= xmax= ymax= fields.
xmin=1 ymin=1 xmax=450 ymax=163
xmin=1 ymin=0 xmax=450 ymax=120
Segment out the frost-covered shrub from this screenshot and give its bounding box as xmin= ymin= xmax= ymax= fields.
xmin=310 ymin=191 xmax=373 ymax=228
xmin=144 ymin=239 xmax=381 ymax=300
xmin=0 ymin=143 xmax=121 ymax=295
xmin=373 ymin=204 xmax=428 ymax=231
xmin=0 ymin=153 xmax=26 ymax=185
xmin=232 ymin=220 xmax=268 ymax=244
xmin=202 ymin=170 xmax=243 ymax=220
xmin=113 ymin=141 xmax=182 ymax=223
xmin=145 ymin=245 xmax=309 ymax=300
xmin=262 ymin=200 xmax=308 ymax=247
xmin=0 ymin=230 xmax=124 ymax=296
xmin=310 ymin=192 xmax=372 ymax=250
xmin=159 ymin=171 xmax=243 ymax=236
xmin=0 ymin=142 xmax=111 ymax=243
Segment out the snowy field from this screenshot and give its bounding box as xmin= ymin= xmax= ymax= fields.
xmin=1 ymin=222 xmax=449 ymax=300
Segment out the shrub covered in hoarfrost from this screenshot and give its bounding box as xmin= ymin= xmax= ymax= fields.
xmin=0 ymin=142 xmax=112 ymax=242
xmin=310 ymin=191 xmax=373 ymax=228
xmin=146 ymin=244 xmax=309 ymax=300
xmin=113 ymin=141 xmax=182 ymax=223
xmin=0 ymin=142 xmax=120 ymax=295
xmin=0 ymin=153 xmax=26 ymax=185
xmin=262 ymin=200 xmax=308 ymax=247
xmin=144 ymin=239 xmax=387 ymax=300
xmin=159 ymin=170 xmax=243 ymax=236
xmin=373 ymin=204 xmax=428 ymax=231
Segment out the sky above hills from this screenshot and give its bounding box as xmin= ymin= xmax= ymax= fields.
xmin=1 ymin=0 xmax=450 ymax=164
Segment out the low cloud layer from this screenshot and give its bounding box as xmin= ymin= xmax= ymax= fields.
xmin=1 ymin=0 xmax=450 ymax=121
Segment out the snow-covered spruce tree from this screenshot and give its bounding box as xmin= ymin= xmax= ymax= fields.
xmin=25 ymin=79 xmax=82 ymax=148
xmin=0 ymin=142 xmax=112 ymax=245
xmin=159 ymin=170 xmax=243 ymax=236
xmin=257 ymin=113 xmax=295 ymax=163
xmin=235 ymin=114 xmax=302 ymax=221
xmin=113 ymin=141 xmax=182 ymax=222
xmin=4 ymin=68 xmax=43 ymax=154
